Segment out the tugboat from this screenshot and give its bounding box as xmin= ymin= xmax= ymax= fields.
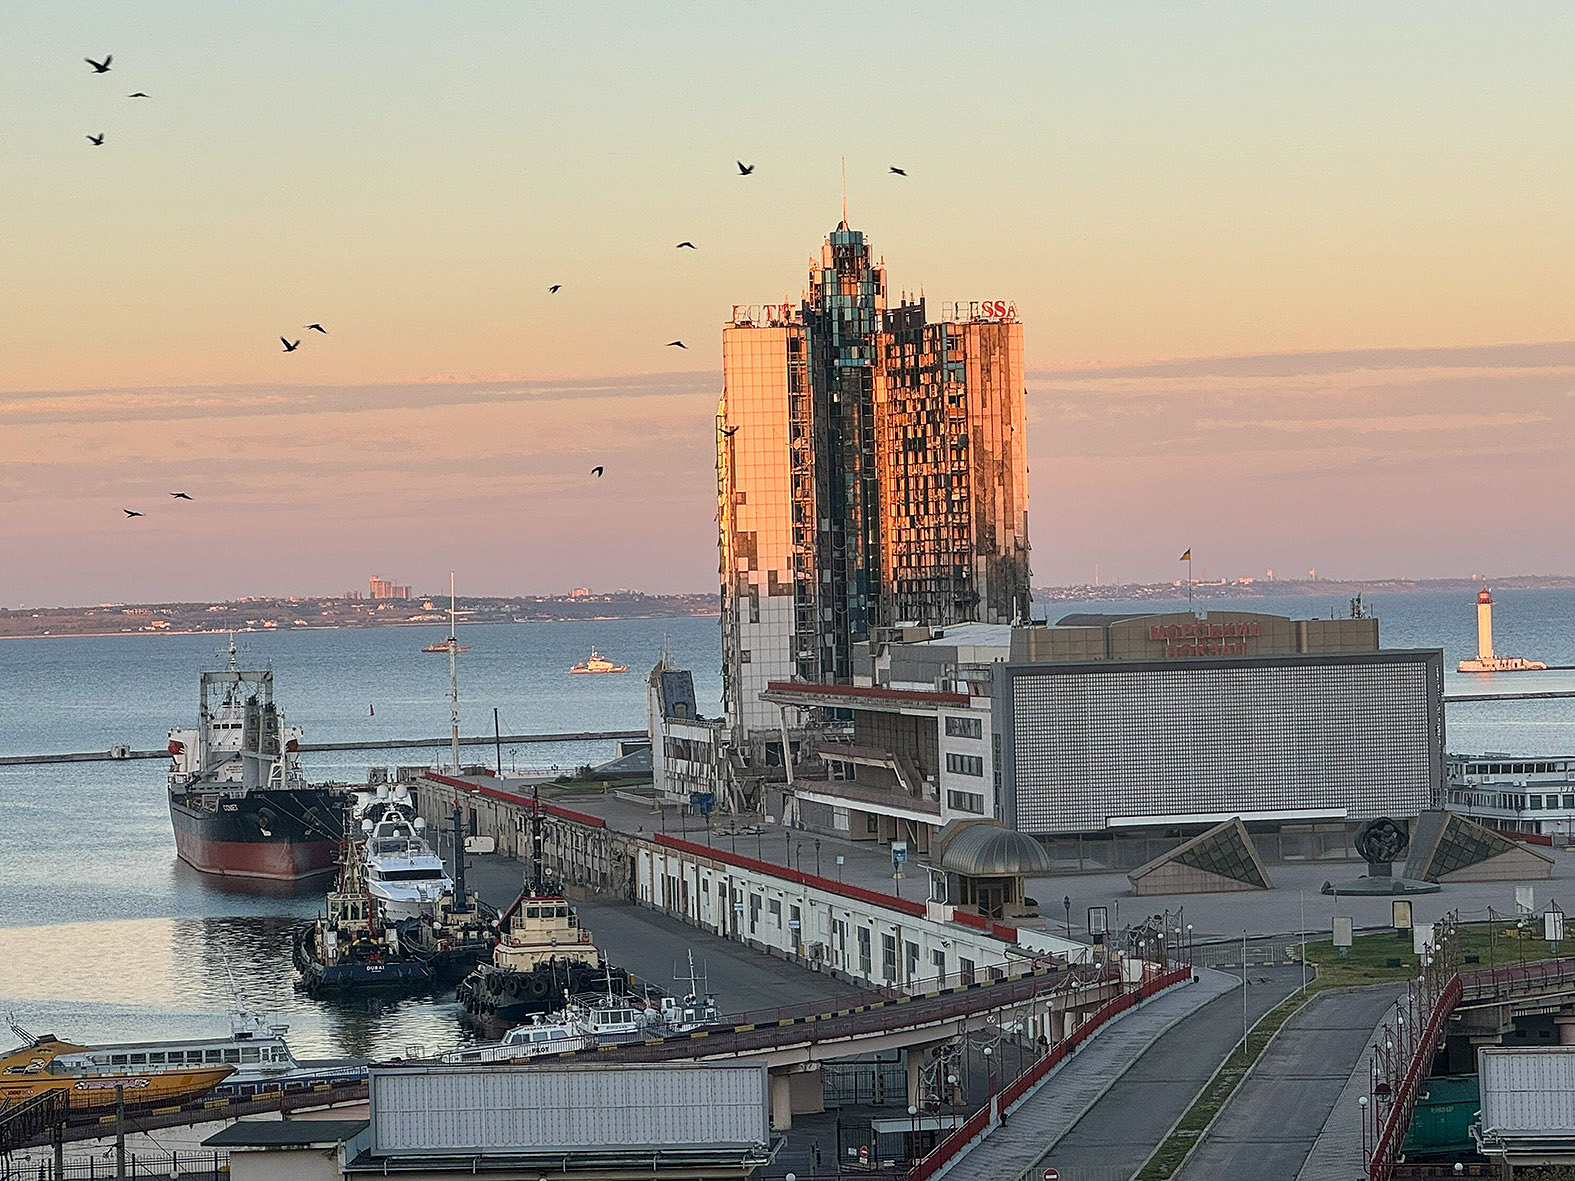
xmin=166 ymin=639 xmax=343 ymax=882
xmin=455 ymin=795 xmax=629 ymax=1026
xmin=384 ymin=802 xmax=498 ymax=983
xmin=569 ymin=649 xmax=629 ymax=674
xmin=291 ymin=813 xmax=433 ymax=996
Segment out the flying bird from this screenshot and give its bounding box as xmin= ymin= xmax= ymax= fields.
xmin=85 ymin=55 xmax=112 ymax=73
xmin=721 ymin=426 xmax=739 ymax=437
xmin=122 ymin=509 xmax=142 ymax=518
xmin=305 ymin=323 xmax=327 ymax=333
xmin=591 ymin=466 xmax=604 ymax=478
xmin=666 ymin=340 xmax=687 ymax=349
xmin=889 ymin=166 xmax=907 ymax=176
xmin=675 ymin=241 xmax=696 ymax=249
xmin=736 ymin=161 xmax=754 ymax=176
xmin=170 ymin=492 xmax=193 ymax=500
xmin=548 ymin=284 xmax=561 ymax=294
xmin=280 ymin=337 xmax=300 ymax=352
xmin=127 ymin=92 xmax=149 ymax=98
xmin=86 ymin=133 xmax=105 ymax=146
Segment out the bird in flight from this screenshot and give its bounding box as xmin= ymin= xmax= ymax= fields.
xmin=306 ymin=323 xmax=327 ymax=333
xmin=591 ymin=466 xmax=604 ymax=478
xmin=675 ymin=241 xmax=696 ymax=249
xmin=721 ymin=426 xmax=739 ymax=437
xmin=85 ymin=55 xmax=112 ymax=73
xmin=128 ymin=92 xmax=149 ymax=98
xmin=736 ymin=161 xmax=754 ymax=175
xmin=280 ymin=337 xmax=301 ymax=352
xmin=889 ymin=166 xmax=907 ymax=176
xmin=666 ymin=340 xmax=687 ymax=349
xmin=170 ymin=492 xmax=193 ymax=500
xmin=122 ymin=509 xmax=142 ymax=518
xmin=86 ymin=133 xmax=105 ymax=146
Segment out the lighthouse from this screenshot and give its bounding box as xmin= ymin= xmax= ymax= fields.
xmin=1458 ymin=588 xmax=1547 ymax=673
xmin=1476 ymin=588 xmax=1495 ymax=662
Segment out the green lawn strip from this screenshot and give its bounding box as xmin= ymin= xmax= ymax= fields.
xmin=1137 ymin=923 xmax=1565 ymax=1180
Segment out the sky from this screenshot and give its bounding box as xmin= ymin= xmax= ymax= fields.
xmin=3 ymin=3 xmax=1574 ymax=605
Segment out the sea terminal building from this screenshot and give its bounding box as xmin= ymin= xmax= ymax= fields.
xmin=1445 ymin=754 xmax=1575 ymax=844
xmin=761 ymin=611 xmax=1444 ymax=868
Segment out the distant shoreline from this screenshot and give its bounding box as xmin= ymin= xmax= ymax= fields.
xmin=3 ymin=576 xmax=1572 ymax=640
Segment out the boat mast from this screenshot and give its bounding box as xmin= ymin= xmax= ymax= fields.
xmin=448 ymin=571 xmax=460 ymax=772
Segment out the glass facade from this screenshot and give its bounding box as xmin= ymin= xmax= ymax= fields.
xmin=719 ymin=224 xmax=1031 ymax=738
xmin=1000 ymin=651 xmax=1444 ymax=835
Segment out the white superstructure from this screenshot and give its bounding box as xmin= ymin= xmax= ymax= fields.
xmin=356 ymin=784 xmax=453 ymax=921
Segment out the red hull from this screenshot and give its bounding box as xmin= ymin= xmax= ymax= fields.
xmin=172 ymin=829 xmax=338 ymax=881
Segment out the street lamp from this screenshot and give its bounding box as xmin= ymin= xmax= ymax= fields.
xmin=1358 ymin=1095 xmax=1369 ymax=1160
xmin=814 ymin=837 xmax=822 ymax=876
xmin=1063 ymin=895 xmax=1072 ymax=937
xmin=907 ymin=1104 xmax=919 ymax=1163
xmin=982 ymin=1045 xmax=995 ymax=1105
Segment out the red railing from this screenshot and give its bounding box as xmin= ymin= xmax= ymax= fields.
xmin=907 ymin=965 xmax=1190 ymax=1181
xmin=425 ymin=771 xmax=608 ymax=828
xmin=1460 ymin=956 xmax=1575 ymax=1004
xmin=1368 ymin=973 xmax=1462 ymax=1181
xmin=653 ymin=833 xmax=929 ymax=917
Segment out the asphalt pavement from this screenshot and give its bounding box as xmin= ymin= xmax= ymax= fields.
xmin=460 ymin=849 xmax=869 ymax=1014
xmin=1030 ymin=964 xmax=1306 ymax=1181
xmin=1174 ymin=983 xmax=1402 ymax=1181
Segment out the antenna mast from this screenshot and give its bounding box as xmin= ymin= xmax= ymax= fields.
xmin=448 ymin=571 xmax=460 ymax=771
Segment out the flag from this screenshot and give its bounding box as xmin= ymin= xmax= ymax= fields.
xmin=1179 ymin=549 xmax=1192 ymax=562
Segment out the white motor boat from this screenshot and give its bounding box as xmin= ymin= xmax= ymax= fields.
xmin=435 ymin=1015 xmax=596 ymax=1064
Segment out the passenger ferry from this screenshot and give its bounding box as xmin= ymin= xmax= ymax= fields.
xmin=1 ymin=1024 xmax=233 ymax=1112
xmin=1445 ymin=753 xmax=1575 ymax=843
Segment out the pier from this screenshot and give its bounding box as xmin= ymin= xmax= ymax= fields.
xmin=0 ymin=730 xmax=644 ymax=767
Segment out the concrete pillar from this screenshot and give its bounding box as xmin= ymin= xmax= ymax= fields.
xmin=788 ymin=1067 xmax=825 ymax=1117
xmin=1468 ymin=1034 xmax=1503 ymax=1071
xmin=770 ymin=1071 xmax=793 ymax=1131
xmin=906 ymin=1048 xmax=925 ymax=1110
xmin=1556 ymin=1016 xmax=1575 ymax=1046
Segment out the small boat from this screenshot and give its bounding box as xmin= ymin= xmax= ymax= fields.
xmin=569 ymin=649 xmax=629 ymax=674
xmin=435 ymin=1014 xmax=596 ymax=1065
xmin=1 ymin=1023 xmax=233 ymax=1112
xmin=423 ymin=639 xmax=469 ymax=653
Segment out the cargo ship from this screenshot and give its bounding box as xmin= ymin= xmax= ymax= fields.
xmin=166 ymin=641 xmax=344 ymax=882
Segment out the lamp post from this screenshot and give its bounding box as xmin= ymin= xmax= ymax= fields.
xmin=982 ymin=1045 xmax=995 ymax=1109
xmin=1063 ymin=895 xmax=1072 ymax=937
xmin=814 ymin=837 xmax=822 ymax=877
xmin=1358 ymin=1095 xmax=1369 ymax=1162
xmin=907 ymin=1104 xmax=919 ymax=1164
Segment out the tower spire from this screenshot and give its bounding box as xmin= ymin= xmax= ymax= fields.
xmin=840 ymin=156 xmax=847 ymax=227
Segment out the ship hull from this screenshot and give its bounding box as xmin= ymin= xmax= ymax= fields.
xmin=169 ymin=789 xmax=340 ymax=882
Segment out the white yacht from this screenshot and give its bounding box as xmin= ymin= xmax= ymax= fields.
xmin=356 ymin=784 xmax=453 ymax=921
xmin=435 ymin=1015 xmax=596 ymax=1065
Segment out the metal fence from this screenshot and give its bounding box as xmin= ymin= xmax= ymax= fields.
xmin=0 ymin=1152 xmax=228 ymax=1181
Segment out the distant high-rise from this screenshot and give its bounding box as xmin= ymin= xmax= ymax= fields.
xmin=369 ymin=575 xmax=411 ymax=601
xmin=718 ymin=223 xmax=1030 ymax=736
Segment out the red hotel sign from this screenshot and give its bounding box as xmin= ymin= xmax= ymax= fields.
xmin=1149 ymin=619 xmax=1261 ymax=658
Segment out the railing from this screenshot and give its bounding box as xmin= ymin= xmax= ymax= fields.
xmin=1460 ymin=955 xmax=1575 ymax=1004
xmin=1367 ymin=973 xmax=1463 ymax=1181
xmin=906 ymin=965 xmax=1190 ymax=1181
xmin=0 ymin=1151 xmax=228 ymax=1181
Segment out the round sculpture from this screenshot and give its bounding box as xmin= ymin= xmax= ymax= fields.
xmin=1355 ymin=816 xmax=1409 ymax=866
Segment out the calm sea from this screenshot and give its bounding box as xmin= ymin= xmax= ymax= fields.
xmin=0 ymin=589 xmax=1571 ymax=1057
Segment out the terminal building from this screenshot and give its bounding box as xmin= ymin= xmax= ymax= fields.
xmin=755 ymin=609 xmax=1444 ymax=866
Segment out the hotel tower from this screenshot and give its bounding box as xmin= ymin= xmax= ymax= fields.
xmin=718 ymin=222 xmax=1031 ymax=738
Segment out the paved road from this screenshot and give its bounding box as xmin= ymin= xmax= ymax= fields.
xmin=1175 ymin=983 xmax=1402 ymax=1181
xmin=1031 ymin=964 xmax=1306 ymax=1181
xmin=462 ymin=852 xmax=867 ymax=1013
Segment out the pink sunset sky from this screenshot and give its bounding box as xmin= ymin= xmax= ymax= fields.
xmin=4 ymin=5 xmax=1574 ymax=605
